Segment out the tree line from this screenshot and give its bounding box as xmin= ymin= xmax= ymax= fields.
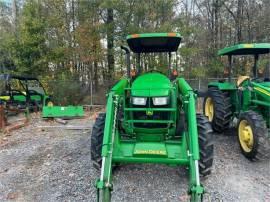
xmin=0 ymin=0 xmax=269 ymax=92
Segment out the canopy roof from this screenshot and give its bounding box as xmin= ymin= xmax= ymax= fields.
xmin=0 ymin=74 xmax=38 ymax=81
xmin=126 ymin=33 xmax=181 ymax=53
xmin=218 ymin=43 xmax=270 ymax=56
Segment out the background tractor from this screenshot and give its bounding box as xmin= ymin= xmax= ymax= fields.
xmin=203 ymin=43 xmax=270 ymax=161
xmin=91 ymin=33 xmax=214 ymax=202
xmin=0 ymin=74 xmax=52 ymax=110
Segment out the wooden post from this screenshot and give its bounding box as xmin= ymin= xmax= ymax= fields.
xmin=0 ymin=103 xmax=6 ymax=129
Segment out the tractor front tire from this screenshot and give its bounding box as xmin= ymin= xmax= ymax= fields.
xmin=203 ymin=87 xmax=232 ymax=132
xmin=197 ymin=114 xmax=214 ymax=176
xmin=91 ymin=113 xmax=106 ymax=169
xmin=237 ymin=111 xmax=270 ymax=161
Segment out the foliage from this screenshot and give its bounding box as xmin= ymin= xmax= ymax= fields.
xmin=11 ymin=0 xmax=48 ymax=75
xmin=1 ymin=0 xmax=270 ymax=103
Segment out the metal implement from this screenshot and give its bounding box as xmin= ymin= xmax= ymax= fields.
xmin=91 ymin=33 xmax=213 ymax=202
xmin=203 ymin=43 xmax=270 ymax=161
xmin=42 ymin=105 xmax=84 ymax=118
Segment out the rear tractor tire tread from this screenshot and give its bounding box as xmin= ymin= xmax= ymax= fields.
xmin=197 ymin=114 xmax=214 ymax=176
xmin=204 ymin=88 xmax=232 ymax=132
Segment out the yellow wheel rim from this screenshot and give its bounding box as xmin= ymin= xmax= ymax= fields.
xmin=204 ymin=97 xmax=214 ymax=121
xmin=238 ymin=120 xmax=254 ymax=152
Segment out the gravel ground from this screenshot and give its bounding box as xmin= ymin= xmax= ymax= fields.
xmin=0 ymin=114 xmax=269 ymax=202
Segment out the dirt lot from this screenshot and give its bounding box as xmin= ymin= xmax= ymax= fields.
xmin=0 ymin=113 xmax=269 ymax=202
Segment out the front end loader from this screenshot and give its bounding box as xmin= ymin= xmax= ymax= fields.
xmin=203 ymin=43 xmax=270 ymax=161
xmin=91 ymin=33 xmax=214 ymax=201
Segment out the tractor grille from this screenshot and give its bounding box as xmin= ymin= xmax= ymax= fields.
xmin=132 ymin=98 xmax=170 ymax=128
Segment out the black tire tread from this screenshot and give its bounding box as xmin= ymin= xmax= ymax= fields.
xmin=91 ymin=113 xmax=106 ymax=169
xmin=197 ymin=114 xmax=214 ymax=176
xmin=204 ymin=87 xmax=232 ymax=132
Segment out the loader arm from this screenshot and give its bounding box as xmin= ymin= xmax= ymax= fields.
xmin=95 ymin=79 xmax=128 ymax=202
xmin=177 ymin=78 xmax=204 ymax=201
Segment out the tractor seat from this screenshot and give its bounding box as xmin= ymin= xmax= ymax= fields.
xmin=237 ymin=76 xmax=250 ymax=87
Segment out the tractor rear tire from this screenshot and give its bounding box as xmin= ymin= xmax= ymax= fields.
xmin=91 ymin=113 xmax=106 ymax=169
xmin=197 ymin=114 xmax=214 ymax=176
xmin=237 ymin=111 xmax=270 ymax=161
xmin=203 ymin=87 xmax=232 ymax=132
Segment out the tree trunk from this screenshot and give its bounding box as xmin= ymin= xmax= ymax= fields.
xmin=12 ymin=0 xmax=18 ymax=38
xmin=236 ymin=0 xmax=243 ymax=42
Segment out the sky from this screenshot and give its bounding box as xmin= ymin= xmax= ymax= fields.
xmin=0 ymin=0 xmax=11 ymax=6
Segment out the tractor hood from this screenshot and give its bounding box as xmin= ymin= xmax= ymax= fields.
xmin=252 ymin=82 xmax=270 ymax=102
xmin=131 ymin=73 xmax=171 ymax=97
xmin=260 ymin=82 xmax=270 ymax=88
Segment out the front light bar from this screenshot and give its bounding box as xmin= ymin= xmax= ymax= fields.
xmin=152 ymin=97 xmax=169 ymax=106
xmin=131 ymin=97 xmax=147 ymax=105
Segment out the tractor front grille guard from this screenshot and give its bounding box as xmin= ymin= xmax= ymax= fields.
xmin=123 ymin=87 xmax=177 ymax=130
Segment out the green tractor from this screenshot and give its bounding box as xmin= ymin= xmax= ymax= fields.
xmin=91 ymin=33 xmax=214 ymax=201
xmin=0 ymin=74 xmax=52 ymax=109
xmin=203 ymin=43 xmax=270 ymax=161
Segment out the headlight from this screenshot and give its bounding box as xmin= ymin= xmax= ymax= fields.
xmin=132 ymin=97 xmax=147 ymax=105
xmin=152 ymin=97 xmax=169 ymax=106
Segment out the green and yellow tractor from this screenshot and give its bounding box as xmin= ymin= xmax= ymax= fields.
xmin=0 ymin=74 xmax=52 ymax=109
xmin=204 ymin=43 xmax=270 ymax=161
xmin=91 ymin=33 xmax=214 ymax=201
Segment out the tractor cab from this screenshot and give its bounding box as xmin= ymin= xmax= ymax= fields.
xmin=218 ymin=43 xmax=270 ymax=87
xmin=123 ymin=33 xmax=181 ymax=79
xmin=217 ymin=43 xmax=270 ymax=113
xmin=123 ymin=33 xmax=181 ymax=131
